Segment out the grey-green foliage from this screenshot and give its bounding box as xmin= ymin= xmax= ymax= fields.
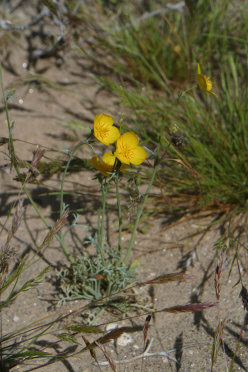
xmin=56 ymin=247 xmax=136 ymax=303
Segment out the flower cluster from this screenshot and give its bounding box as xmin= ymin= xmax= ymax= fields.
xmin=92 ymin=113 xmax=147 ymax=176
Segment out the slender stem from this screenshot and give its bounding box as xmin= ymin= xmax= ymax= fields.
xmin=97 ymin=204 xmax=102 ymax=249
xmin=115 ymin=172 xmax=122 ymax=260
xmin=98 ymin=185 xmax=106 ymax=253
xmin=99 ymin=180 xmax=110 ymax=264
xmin=123 ymin=159 xmax=159 ymax=265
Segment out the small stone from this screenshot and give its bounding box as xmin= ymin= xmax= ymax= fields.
xmin=117 ymin=333 xmax=133 ymax=347
xmin=106 ymin=323 xmax=118 ymax=331
xmin=13 ymin=315 xmax=20 ymax=322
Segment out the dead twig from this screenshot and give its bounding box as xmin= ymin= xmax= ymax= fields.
xmin=94 ymin=338 xmax=180 ymax=366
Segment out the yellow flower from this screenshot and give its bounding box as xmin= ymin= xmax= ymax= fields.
xmin=196 ymin=64 xmax=217 ymax=97
xmin=92 ymin=152 xmax=125 ymax=177
xmin=93 ymin=114 xmax=120 ymax=146
xmin=114 ymin=132 xmax=147 ymax=165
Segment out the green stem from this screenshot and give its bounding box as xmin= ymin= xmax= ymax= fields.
xmin=99 ymin=180 xmax=110 ymax=265
xmin=115 ymin=172 xmax=122 ymax=261
xmin=123 ymin=159 xmax=159 ymax=265
xmin=97 ymin=205 xmax=102 ymax=249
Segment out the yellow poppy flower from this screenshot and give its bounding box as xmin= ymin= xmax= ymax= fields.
xmin=114 ymin=132 xmax=147 ymax=165
xmin=92 ymin=152 xmax=125 ymax=177
xmin=93 ymin=114 xmax=120 ymax=146
xmin=196 ymin=64 xmax=217 ymax=97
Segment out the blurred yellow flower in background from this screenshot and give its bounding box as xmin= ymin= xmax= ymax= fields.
xmin=92 ymin=152 xmax=125 ymax=177
xmin=114 ymin=132 xmax=147 ymax=165
xmin=93 ymin=114 xmax=120 ymax=146
xmin=196 ymin=64 xmax=217 ymax=97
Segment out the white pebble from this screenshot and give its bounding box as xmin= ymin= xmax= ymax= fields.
xmin=117 ymin=333 xmax=133 ymax=347
xmin=106 ymin=322 xmax=118 ymax=331
xmin=13 ymin=315 xmax=20 ymax=322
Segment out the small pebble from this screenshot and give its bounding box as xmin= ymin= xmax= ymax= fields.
xmin=117 ymin=333 xmax=133 ymax=347
xmin=13 ymin=315 xmax=20 ymax=322
xmin=106 ymin=322 xmax=118 ymax=331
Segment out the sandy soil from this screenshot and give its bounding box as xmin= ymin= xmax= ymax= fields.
xmin=0 ymin=10 xmax=248 ymax=372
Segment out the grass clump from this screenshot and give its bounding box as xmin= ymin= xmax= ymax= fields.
xmin=75 ymin=0 xmax=248 ymax=213
xmin=0 ymin=200 xmax=67 ymax=371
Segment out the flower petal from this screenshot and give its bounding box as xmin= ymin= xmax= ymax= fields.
xmin=116 ymin=132 xmax=139 ymax=148
xmin=197 ymin=63 xmax=201 ymax=74
xmin=94 ymin=113 xmax=114 ymax=128
xmin=114 ymin=150 xmax=129 ymax=165
xmin=206 ymin=78 xmax=212 ymax=91
xmin=130 ymin=146 xmax=147 ymax=165
xmin=207 ymin=91 xmax=217 ymax=97
xmin=92 ymin=152 xmax=126 ymax=177
xmin=104 ymin=126 xmax=120 ymax=146
xmin=92 ymin=156 xmax=105 ymax=175
xmin=102 ymin=152 xmax=126 ymax=171
xmin=196 ymin=74 xmax=207 ymax=92
xmin=102 ymin=152 xmax=116 ymax=166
